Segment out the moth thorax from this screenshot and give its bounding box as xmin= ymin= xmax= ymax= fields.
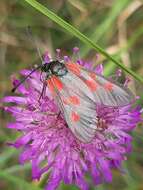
xmin=51 ymin=61 xmax=68 ymax=77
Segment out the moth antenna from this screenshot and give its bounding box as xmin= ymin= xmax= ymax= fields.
xmin=11 ymin=27 xmax=45 ymax=93
xmin=26 ymin=26 xmax=44 ymax=63
xmin=11 ymin=65 xmax=42 ymax=92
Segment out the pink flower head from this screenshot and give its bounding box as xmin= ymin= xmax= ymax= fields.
xmin=1 ymin=48 xmax=142 ymax=190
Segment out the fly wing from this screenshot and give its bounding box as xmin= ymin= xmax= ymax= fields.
xmin=66 ymin=62 xmax=134 ymax=107
xmin=48 ymin=75 xmax=98 ymax=143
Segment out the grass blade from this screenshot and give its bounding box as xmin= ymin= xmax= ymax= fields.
xmin=23 ymin=0 xmax=143 ymax=83
xmin=0 ymin=171 xmax=42 ymax=190
xmin=5 ymin=163 xmax=31 ymax=174
xmin=81 ymin=0 xmax=131 ymax=56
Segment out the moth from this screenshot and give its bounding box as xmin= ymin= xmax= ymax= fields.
xmin=12 ymin=59 xmax=133 ymax=143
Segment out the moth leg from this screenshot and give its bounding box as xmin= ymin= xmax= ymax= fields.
xmin=54 ymin=111 xmax=68 ymax=128
xmin=38 ymin=81 xmax=47 ymax=102
xmin=53 ymin=111 xmax=62 ymax=126
xmin=57 ymin=111 xmax=61 ymax=119
xmin=40 ymin=70 xmax=45 ymax=83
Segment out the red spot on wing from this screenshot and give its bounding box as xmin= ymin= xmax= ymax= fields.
xmin=66 ymin=62 xmax=81 ymax=76
xmin=85 ymin=80 xmax=98 ymax=91
xmin=63 ymin=96 xmax=80 ymax=105
xmin=51 ymin=76 xmax=63 ymax=91
xmin=47 ymin=76 xmax=63 ymax=94
xmin=104 ymin=82 xmax=114 ymax=91
xmin=71 ymin=111 xmax=80 ymax=122
xmin=47 ymin=79 xmax=55 ymax=95
xmin=69 ymin=96 xmax=80 ymax=105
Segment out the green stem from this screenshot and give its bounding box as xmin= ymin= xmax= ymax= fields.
xmin=23 ymin=0 xmax=143 ymax=83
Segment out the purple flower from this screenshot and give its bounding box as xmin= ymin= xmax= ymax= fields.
xmin=1 ymin=49 xmax=142 ymax=190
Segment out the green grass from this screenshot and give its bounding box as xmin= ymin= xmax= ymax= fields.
xmin=23 ymin=0 xmax=143 ymax=83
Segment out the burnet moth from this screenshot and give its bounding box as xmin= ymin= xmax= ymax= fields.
xmin=12 ymin=29 xmax=133 ymax=143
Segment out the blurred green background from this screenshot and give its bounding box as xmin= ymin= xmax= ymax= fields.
xmin=0 ymin=0 xmax=143 ymax=189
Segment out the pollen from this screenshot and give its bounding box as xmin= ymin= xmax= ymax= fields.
xmin=85 ymin=80 xmax=98 ymax=91
xmin=71 ymin=111 xmax=80 ymax=122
